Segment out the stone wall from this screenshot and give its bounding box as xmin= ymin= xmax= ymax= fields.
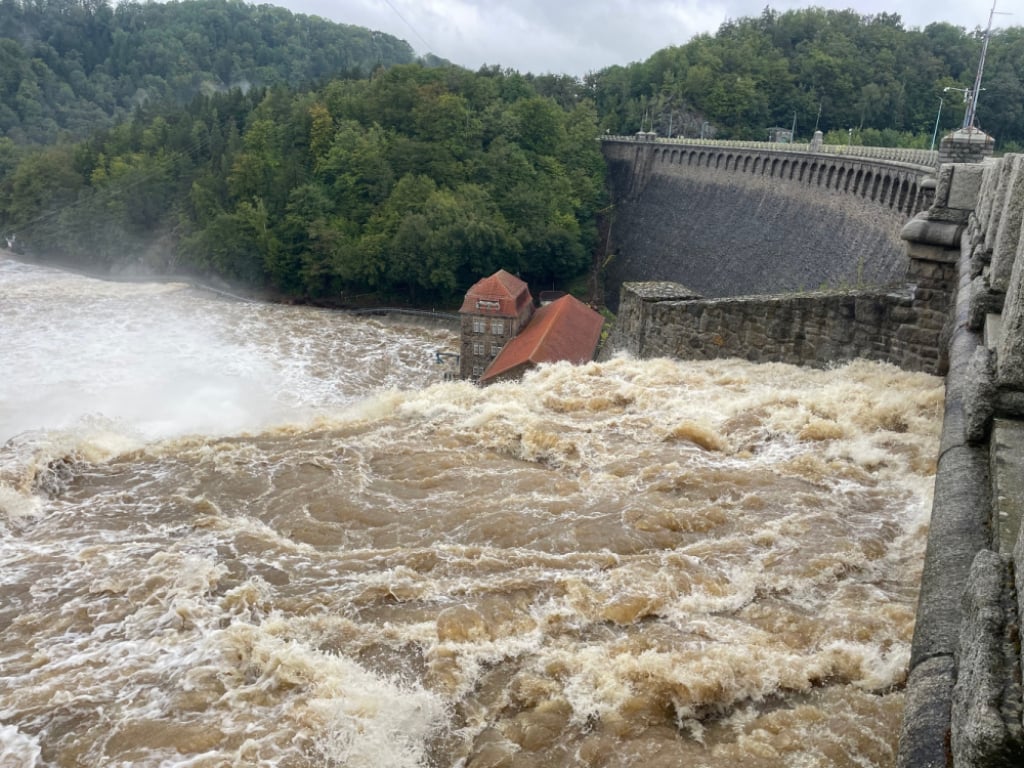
xmin=602 ymin=186 xmax=960 ymax=374
xmin=937 ymin=128 xmax=997 ymax=166
xmin=606 ymin=283 xmax=951 ymax=372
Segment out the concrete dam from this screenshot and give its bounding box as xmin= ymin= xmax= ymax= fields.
xmin=601 ymin=136 xmax=936 ymax=309
xmin=601 ymin=132 xmax=1024 ymax=768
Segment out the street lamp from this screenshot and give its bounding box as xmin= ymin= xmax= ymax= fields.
xmin=700 ymin=121 xmax=710 ymax=139
xmin=930 ymin=97 xmax=944 ymax=151
xmin=943 ymin=86 xmax=984 ymax=130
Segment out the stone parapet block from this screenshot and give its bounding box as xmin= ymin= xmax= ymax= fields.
xmin=947 ymin=163 xmax=987 ymax=212
xmin=995 ymin=419 xmax=1024 ymax=554
xmin=950 ymin=549 xmax=1024 ymax=768
xmin=897 ymin=656 xmax=956 ymax=768
xmin=972 ymin=159 xmax=1003 ymax=247
xmin=963 ymin=346 xmax=996 ymax=443
xmin=996 ymin=209 xmax=1024 ymax=390
xmin=985 ymin=157 xmax=1018 ymax=255
xmin=968 ymin=275 xmax=1005 ymax=330
xmin=990 ymin=155 xmax=1024 ymax=294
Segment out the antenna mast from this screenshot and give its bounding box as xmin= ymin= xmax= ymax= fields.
xmin=964 ymin=1 xmax=1004 ymax=130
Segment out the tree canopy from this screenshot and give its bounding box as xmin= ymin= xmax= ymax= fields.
xmin=585 ymin=9 xmax=1024 ymax=150
xmin=0 ymin=0 xmax=418 ymax=144
xmin=0 ymin=65 xmax=607 ymax=305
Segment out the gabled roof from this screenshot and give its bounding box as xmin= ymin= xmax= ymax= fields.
xmin=480 ymin=295 xmax=604 ymax=384
xmin=459 ymin=269 xmax=532 ymax=316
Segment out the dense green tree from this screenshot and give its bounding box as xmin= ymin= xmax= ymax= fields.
xmin=587 ymin=8 xmax=1024 ymax=148
xmin=0 ymin=0 xmax=418 ymax=144
xmin=1 ymin=61 xmax=607 ymax=303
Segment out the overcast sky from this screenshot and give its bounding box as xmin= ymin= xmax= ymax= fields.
xmin=274 ymin=0 xmax=1013 ymax=76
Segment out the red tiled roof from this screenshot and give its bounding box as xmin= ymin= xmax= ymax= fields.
xmin=480 ymin=295 xmax=604 ymax=384
xmin=459 ymin=269 xmax=532 ymax=316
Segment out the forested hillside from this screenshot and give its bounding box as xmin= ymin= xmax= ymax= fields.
xmin=0 ymin=0 xmax=417 ymax=144
xmin=3 ymin=3 xmax=1024 ymax=307
xmin=587 ymin=9 xmax=1024 ymax=150
xmin=0 ymin=65 xmax=607 ymax=304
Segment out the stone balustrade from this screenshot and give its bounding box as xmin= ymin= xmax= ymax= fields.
xmin=601 ymin=134 xmax=939 ymax=169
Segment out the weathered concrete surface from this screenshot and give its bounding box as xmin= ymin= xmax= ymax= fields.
xmin=950 ymin=550 xmax=1024 ymax=768
xmin=901 ymin=656 xmax=957 ymax=768
xmin=992 ymin=419 xmax=1024 ymax=554
xmin=601 ymin=142 xmax=924 ymax=309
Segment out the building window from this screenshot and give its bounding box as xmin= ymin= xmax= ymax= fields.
xmin=472 ymin=318 xmax=486 ymax=333
xmin=473 ymin=342 xmax=485 ymax=356
xmin=490 ymin=344 xmax=502 ymax=357
xmin=490 ymin=319 xmax=504 ymax=335
xmin=472 ymin=365 xmax=483 ymax=377
xmin=476 ymin=300 xmax=500 ymax=311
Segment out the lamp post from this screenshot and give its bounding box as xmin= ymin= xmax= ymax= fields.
xmin=930 ymin=97 xmax=944 ymax=151
xmin=700 ymin=121 xmax=709 ymax=139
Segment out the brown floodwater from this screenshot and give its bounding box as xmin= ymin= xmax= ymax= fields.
xmin=0 ymin=255 xmax=943 ymax=767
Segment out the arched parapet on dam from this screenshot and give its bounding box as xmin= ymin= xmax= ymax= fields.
xmin=604 ymin=134 xmax=938 ymax=167
xmin=600 ymin=137 xmax=937 ymax=308
xmin=615 ymin=137 xmax=934 ymax=217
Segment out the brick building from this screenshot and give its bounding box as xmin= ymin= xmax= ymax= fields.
xmin=458 ymin=269 xmax=535 ymax=380
xmin=458 ymin=269 xmax=604 ymax=383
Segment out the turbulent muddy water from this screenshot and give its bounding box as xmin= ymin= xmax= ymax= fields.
xmin=0 ymin=255 xmax=944 ymax=767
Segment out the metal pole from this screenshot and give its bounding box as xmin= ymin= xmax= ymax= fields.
xmin=931 ymin=97 xmax=944 ymax=151
xmin=965 ymin=1 xmax=1001 ymax=130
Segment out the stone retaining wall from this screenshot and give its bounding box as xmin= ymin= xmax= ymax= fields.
xmin=601 ymin=173 xmax=962 ymax=374
xmin=604 ymin=283 xmax=950 ymax=372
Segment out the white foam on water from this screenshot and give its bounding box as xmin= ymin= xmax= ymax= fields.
xmin=1 ymin=258 xmax=456 ymax=445
xmin=0 ymin=723 xmax=41 ymax=767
